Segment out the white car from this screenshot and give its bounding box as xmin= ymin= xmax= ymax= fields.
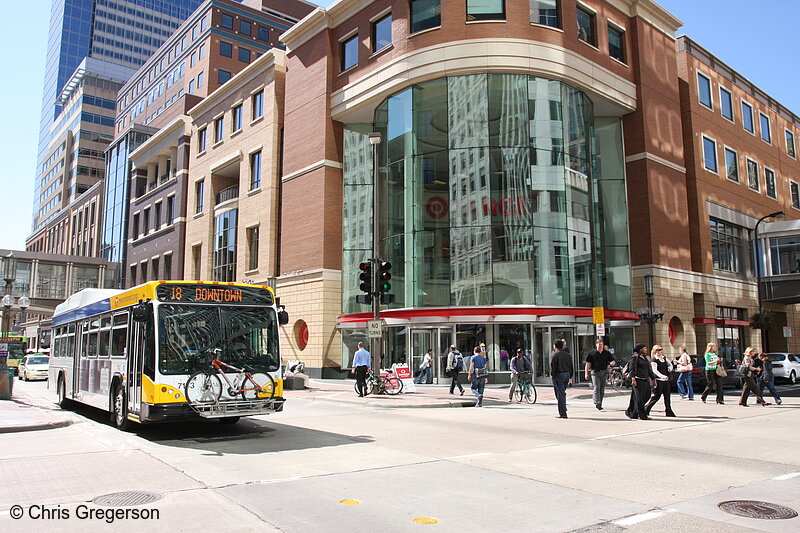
xmin=764 ymin=353 xmax=800 ymax=384
xmin=17 ymin=355 xmax=49 ymax=381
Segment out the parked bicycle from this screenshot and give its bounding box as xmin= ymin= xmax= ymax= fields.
xmin=354 ymin=368 xmax=403 ymax=396
xmin=185 ymin=348 xmax=275 ymax=404
xmin=607 ymin=365 xmax=626 ymax=390
xmin=514 ymin=371 xmax=537 ymax=404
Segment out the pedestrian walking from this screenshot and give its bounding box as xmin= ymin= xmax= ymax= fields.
xmin=351 ymin=341 xmax=371 ymax=397
xmin=757 ymin=352 xmax=783 ymax=405
xmin=644 ymin=345 xmax=676 ymax=417
xmin=675 ymin=346 xmax=694 ymax=400
xmin=626 ymin=343 xmax=656 ymax=420
xmin=508 ymin=348 xmax=532 ymax=402
xmin=550 ymin=339 xmax=573 ymax=418
xmin=700 ymin=342 xmax=725 ymax=404
xmin=584 ymin=337 xmax=615 ymax=410
xmin=739 ymin=347 xmax=769 ymax=407
xmin=415 ymin=348 xmax=433 ymax=384
xmin=446 ymin=345 xmax=465 ymax=396
xmin=468 ymin=346 xmax=489 ymax=407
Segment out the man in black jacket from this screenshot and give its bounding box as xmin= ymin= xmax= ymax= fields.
xmin=550 ymin=340 xmax=573 ymax=418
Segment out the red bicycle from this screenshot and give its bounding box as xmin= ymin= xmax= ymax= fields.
xmin=185 ymin=349 xmax=275 ymax=404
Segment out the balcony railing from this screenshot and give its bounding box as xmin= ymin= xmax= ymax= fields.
xmin=216 ymin=185 xmax=239 ymax=205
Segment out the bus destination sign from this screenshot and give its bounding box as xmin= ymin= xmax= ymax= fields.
xmin=156 ymin=284 xmax=274 ymax=305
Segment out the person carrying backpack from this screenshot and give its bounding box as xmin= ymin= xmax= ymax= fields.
xmin=446 ymin=345 xmax=465 ymax=395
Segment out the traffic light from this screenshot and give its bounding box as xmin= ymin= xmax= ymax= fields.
xmin=356 ymin=261 xmax=372 ymax=304
xmin=377 ymin=259 xmax=394 ymax=304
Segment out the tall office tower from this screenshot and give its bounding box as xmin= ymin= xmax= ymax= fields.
xmin=31 ymin=0 xmax=204 ymax=239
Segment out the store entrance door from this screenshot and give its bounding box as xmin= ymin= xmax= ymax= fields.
xmin=408 ymin=328 xmax=452 ymax=384
xmin=532 ymin=326 xmax=576 ymax=383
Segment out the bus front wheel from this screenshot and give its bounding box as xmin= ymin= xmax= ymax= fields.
xmin=219 ymin=416 xmax=240 ymax=424
xmin=112 ymin=386 xmax=132 ymax=431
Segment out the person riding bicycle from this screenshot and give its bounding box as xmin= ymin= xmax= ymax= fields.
xmin=508 ymin=349 xmax=532 ymax=402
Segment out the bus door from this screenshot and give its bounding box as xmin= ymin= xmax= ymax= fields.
xmin=127 ymin=318 xmax=145 ymax=416
xmin=73 ymin=322 xmax=85 ymax=399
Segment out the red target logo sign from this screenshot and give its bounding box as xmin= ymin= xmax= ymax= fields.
xmin=294 ymin=320 xmax=309 ymax=351
xmin=426 ymin=196 xmax=448 ymax=218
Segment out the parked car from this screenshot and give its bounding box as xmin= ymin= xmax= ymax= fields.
xmin=763 ymin=353 xmax=800 ymax=384
xmin=17 ymin=354 xmax=49 ymax=381
xmin=669 ymin=355 xmax=742 ymax=392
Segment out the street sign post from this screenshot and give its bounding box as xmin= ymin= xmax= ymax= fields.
xmin=368 ymin=320 xmax=383 ymax=338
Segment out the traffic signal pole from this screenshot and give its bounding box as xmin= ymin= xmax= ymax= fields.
xmin=370 ymin=133 xmax=382 ymax=391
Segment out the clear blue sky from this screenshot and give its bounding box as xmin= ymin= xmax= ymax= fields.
xmin=0 ymin=0 xmax=796 ymax=250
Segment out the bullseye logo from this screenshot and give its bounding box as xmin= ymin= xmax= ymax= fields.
xmin=426 ymin=196 xmax=448 ymax=218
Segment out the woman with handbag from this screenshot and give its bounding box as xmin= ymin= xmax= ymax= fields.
xmin=739 ymin=347 xmax=770 ymax=407
xmin=675 ymin=346 xmax=694 ymax=400
xmin=700 ymin=342 xmax=725 ymax=404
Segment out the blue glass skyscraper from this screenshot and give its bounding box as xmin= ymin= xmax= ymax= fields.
xmin=34 ymin=0 xmax=203 ymax=230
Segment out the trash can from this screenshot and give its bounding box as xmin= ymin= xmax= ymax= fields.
xmin=0 ymin=369 xmax=13 ymax=400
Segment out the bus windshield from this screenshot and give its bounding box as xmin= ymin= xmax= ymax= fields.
xmin=157 ymin=304 xmax=280 ymax=375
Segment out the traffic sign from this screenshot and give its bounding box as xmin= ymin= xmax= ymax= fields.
xmin=368 ymin=320 xmax=383 ymax=338
xmin=595 ymin=323 xmax=606 ymax=337
xmin=592 ymin=307 xmax=605 ymax=324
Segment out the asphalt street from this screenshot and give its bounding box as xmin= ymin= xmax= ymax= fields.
xmin=1 ymin=379 xmax=800 ymax=532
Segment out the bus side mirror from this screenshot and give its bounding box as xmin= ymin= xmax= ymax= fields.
xmin=132 ymin=300 xmax=150 ymax=322
xmin=277 ymin=306 xmax=289 ymax=325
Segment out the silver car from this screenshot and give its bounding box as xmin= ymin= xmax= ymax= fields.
xmin=764 ymin=353 xmax=800 ymax=384
xmin=17 ymin=355 xmax=49 ymax=381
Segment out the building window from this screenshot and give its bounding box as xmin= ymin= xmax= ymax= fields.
xmin=220 ymin=41 xmax=232 ymax=57
xmin=697 ymin=72 xmax=712 ymax=109
xmin=190 ymin=52 xmax=197 ymax=67
xmin=132 ymin=213 xmax=140 ymax=239
xmin=410 ymin=0 xmax=441 ymax=34
xmin=530 ymin=0 xmax=559 ymax=27
xmin=192 ymin=245 xmax=202 ymax=278
xmin=213 ymin=209 xmax=238 ymax=282
xmin=252 ymin=90 xmax=263 ymax=119
xmin=607 ymin=24 xmax=625 ymax=62
xmin=167 ymin=195 xmax=175 ymax=225
xmin=742 ymin=101 xmax=754 ymax=133
xmin=214 ymin=116 xmax=224 ymax=143
xmin=232 ymin=105 xmax=242 ymax=132
xmin=250 ymin=150 xmax=261 ymax=190
xmin=576 ymin=5 xmax=596 ymax=46
xmin=199 ymin=44 xmax=206 ymax=59
xmin=769 ymin=236 xmax=800 ymax=275
xmin=710 ymin=218 xmax=744 ymax=273
xmin=341 ymin=34 xmax=358 ymax=71
xmin=221 ymin=13 xmax=233 ymax=30
xmin=240 ymin=20 xmax=251 ymax=36
xmin=257 ymin=27 xmax=269 ymax=41
xmin=197 ymin=71 xmax=204 ymax=87
xmin=154 ymin=202 xmax=162 ymax=230
xmin=164 ymin=254 xmax=172 ymax=279
xmin=188 ymin=79 xmax=195 ymax=94
xmin=372 ymin=13 xmax=392 ymax=52
xmin=702 ymin=136 xmax=717 ymax=172
xmin=746 ymin=158 xmax=758 ymax=191
xmin=239 ymin=47 xmax=251 ymax=63
xmin=196 ymin=180 xmax=204 ymax=214
xmin=765 ymin=168 xmax=777 ymax=199
xmin=760 ymin=113 xmax=771 ymax=143
xmin=716 ymin=306 xmax=745 ymax=363
xmin=247 ymin=226 xmax=259 ymax=271
xmin=724 ymin=147 xmax=738 ymax=182
xmin=467 ymin=0 xmax=505 ymax=21
xmin=130 ymin=265 xmax=137 ymax=286
xmin=787 ymin=130 xmax=796 ymax=158
xmin=143 ymin=208 xmax=150 ymax=234
xmin=720 ymin=87 xmax=733 ymax=121
xmin=791 ymin=181 xmax=800 ymax=209
xmin=218 ymin=69 xmax=231 ymax=84
xmin=198 ymin=128 xmax=207 ymax=153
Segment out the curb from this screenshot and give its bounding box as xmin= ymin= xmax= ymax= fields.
xmin=298 ymin=393 xmax=477 ymax=408
xmin=0 ymin=418 xmax=74 ymax=434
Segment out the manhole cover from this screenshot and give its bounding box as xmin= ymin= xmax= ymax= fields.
xmin=718 ymin=500 xmax=798 ymax=520
xmin=93 ymin=491 xmax=164 ymax=507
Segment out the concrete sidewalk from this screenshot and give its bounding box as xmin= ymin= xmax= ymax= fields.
xmin=0 ymin=388 xmax=75 ymax=433
xmin=284 ymin=377 xmax=629 ymax=408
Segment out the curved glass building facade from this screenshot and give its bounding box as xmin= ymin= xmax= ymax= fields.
xmin=342 ymin=73 xmax=633 ymax=378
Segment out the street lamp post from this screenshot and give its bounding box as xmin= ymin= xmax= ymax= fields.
xmin=368 ymin=132 xmax=382 ymax=386
xmin=637 ymin=273 xmax=664 ymax=350
xmin=754 ymin=210 xmax=785 ymax=352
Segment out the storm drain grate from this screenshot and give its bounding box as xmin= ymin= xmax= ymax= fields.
xmin=92 ymin=491 xmax=164 ymax=507
xmin=718 ymin=500 xmax=798 ymax=520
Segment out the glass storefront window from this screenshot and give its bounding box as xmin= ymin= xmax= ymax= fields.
xmin=769 ymin=235 xmax=800 ymax=274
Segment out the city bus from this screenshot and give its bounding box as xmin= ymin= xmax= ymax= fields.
xmin=1 ymin=334 xmax=28 ymax=375
xmin=49 ymin=280 xmax=288 ymax=429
